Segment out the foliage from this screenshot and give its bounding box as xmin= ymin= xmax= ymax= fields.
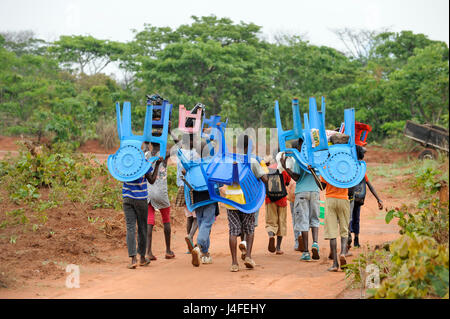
xmin=1 ymin=17 xmax=449 ymax=144
xmin=369 ymin=233 xmax=448 ymax=299
xmin=346 ymin=156 xmax=449 ymax=298
xmin=167 ymin=165 xmax=178 ymax=201
xmin=0 ymin=142 xmax=123 ymax=229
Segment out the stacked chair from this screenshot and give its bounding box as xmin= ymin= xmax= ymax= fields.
xmin=107 ymin=100 xmax=171 ymax=182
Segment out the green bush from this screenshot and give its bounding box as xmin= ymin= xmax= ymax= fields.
xmin=370 ymin=233 xmax=448 ymax=299
xmin=167 ymin=165 xmax=178 ymax=202
xmin=0 ymin=141 xmax=123 ymax=229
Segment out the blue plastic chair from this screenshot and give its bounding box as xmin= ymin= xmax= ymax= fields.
xmin=201 ymin=114 xmax=228 ymax=156
xmin=303 ymin=99 xmax=366 ymax=188
xmin=177 ymin=117 xmax=228 ymax=211
xmin=151 ymin=101 xmax=172 ymax=127
xmin=302 ymin=97 xmax=329 ymax=168
xmin=200 ymin=124 xmax=266 ymax=214
xmin=275 ymin=98 xmax=314 ymax=172
xmin=177 ymin=149 xmax=218 ymax=212
xmin=107 ymin=101 xmax=171 ymax=182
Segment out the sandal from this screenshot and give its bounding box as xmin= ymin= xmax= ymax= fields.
xmin=327 ymin=265 xmax=339 ymax=272
xmin=139 ymin=257 xmax=151 ymax=266
xmin=244 ymin=257 xmax=256 ymax=269
xmin=127 ymin=262 xmax=137 ymax=269
xmin=165 ymin=252 xmax=175 ymax=259
xmin=230 ymin=264 xmax=239 ymax=272
xmin=146 ymin=254 xmax=157 ymax=261
xmin=276 ymin=250 xmax=284 ymax=255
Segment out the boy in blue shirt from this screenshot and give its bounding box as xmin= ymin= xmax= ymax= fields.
xmin=280 ymin=138 xmax=320 ymax=261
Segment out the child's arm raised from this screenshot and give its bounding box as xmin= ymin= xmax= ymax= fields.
xmin=145 ymin=157 xmax=163 ymax=184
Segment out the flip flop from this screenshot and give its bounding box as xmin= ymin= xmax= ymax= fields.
xmin=268 ymin=236 xmax=276 ymax=253
xmin=276 ymin=250 xmax=284 ymax=255
xmin=127 ymin=262 xmax=137 ymax=269
xmin=165 ymin=252 xmax=175 ymax=259
xmin=327 ymin=265 xmax=339 ymax=272
xmin=139 ymin=257 xmax=151 ymax=266
xmin=146 ymin=255 xmax=157 ymax=261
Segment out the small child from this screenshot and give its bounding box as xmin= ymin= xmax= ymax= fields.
xmin=348 ymin=146 xmax=383 ymax=248
xmin=175 ymin=134 xmax=200 ymax=253
xmin=122 ymin=142 xmax=162 ymax=269
xmin=223 ymin=135 xmax=268 ymax=272
xmin=315 ymin=174 xmax=349 ymax=272
xmin=281 ymin=139 xmax=321 ymax=262
xmin=145 ymin=140 xmax=175 ymax=260
xmin=264 ymin=153 xmax=291 ymax=255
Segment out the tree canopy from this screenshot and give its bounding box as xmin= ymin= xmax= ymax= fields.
xmin=0 ymin=16 xmax=448 ymax=147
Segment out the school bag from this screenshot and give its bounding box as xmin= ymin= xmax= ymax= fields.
xmin=266 ymin=168 xmax=288 ymax=202
xmin=352 ymin=177 xmax=367 ymax=205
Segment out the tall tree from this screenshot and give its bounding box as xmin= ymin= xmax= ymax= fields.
xmin=49 ymin=35 xmax=125 ymax=75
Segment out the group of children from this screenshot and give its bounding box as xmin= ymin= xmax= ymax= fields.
xmin=121 ymin=126 xmax=383 ymax=272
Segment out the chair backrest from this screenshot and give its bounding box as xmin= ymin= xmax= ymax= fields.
xmin=177 ymin=142 xmax=218 ymax=212
xmin=150 ymin=101 xmax=172 ymax=127
xmin=303 ymin=104 xmax=367 ymax=188
xmin=201 ymin=114 xmax=228 ymax=141
xmin=178 ymin=104 xmax=203 ymax=133
xmin=274 ymin=98 xmax=303 ymax=151
xmin=201 ymin=115 xmax=228 ymax=156
xmin=275 ymin=98 xmax=313 ymax=172
xmin=107 ymin=101 xmax=171 ymax=182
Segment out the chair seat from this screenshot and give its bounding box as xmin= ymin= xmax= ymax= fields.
xmin=107 ymin=101 xmax=171 ymax=182
xmin=201 ymin=126 xmax=266 ymax=214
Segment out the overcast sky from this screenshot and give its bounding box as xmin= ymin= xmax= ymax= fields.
xmin=1 ymin=0 xmax=448 ymax=50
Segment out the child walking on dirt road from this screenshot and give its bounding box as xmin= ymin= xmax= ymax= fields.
xmin=145 ymin=140 xmax=175 ymax=261
xmin=281 ymin=139 xmax=321 ymax=262
xmin=348 ymin=146 xmax=383 ymax=249
xmin=314 ymin=172 xmax=350 ymax=272
xmin=122 ymin=147 xmax=163 ymax=269
xmin=175 ymin=134 xmax=200 ymax=253
xmin=223 ymin=135 xmax=268 ymax=272
xmin=264 ymin=153 xmax=291 ymax=255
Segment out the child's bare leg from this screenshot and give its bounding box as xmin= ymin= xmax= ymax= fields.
xmin=245 ymin=232 xmax=254 ymax=259
xmin=186 ymin=216 xmax=193 ymax=235
xmin=163 ymin=222 xmax=174 ymax=256
xmin=276 ymin=236 xmax=283 ymax=251
xmin=189 ymin=217 xmax=198 ymax=239
xmin=229 ymin=235 xmax=238 ymax=265
xmin=146 ymin=224 xmax=154 ymax=258
xmin=328 ymin=238 xmax=339 ymax=271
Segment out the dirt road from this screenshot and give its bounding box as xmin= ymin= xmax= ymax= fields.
xmin=0 ymin=192 xmax=399 ymax=299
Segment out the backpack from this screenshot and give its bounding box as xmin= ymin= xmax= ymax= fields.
xmin=266 ymin=168 xmax=288 ymax=202
xmin=352 ymin=177 xmax=366 ymax=205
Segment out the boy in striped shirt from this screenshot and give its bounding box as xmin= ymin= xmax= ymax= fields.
xmin=122 ymin=156 xmax=163 ymax=269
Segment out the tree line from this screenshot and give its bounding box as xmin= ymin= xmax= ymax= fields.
xmin=0 ymin=15 xmax=448 ymax=148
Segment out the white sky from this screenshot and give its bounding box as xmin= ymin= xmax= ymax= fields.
xmin=1 ymin=0 xmax=448 ymax=47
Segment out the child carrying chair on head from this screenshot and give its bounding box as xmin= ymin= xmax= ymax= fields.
xmin=144 ymin=138 xmax=175 ymax=260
